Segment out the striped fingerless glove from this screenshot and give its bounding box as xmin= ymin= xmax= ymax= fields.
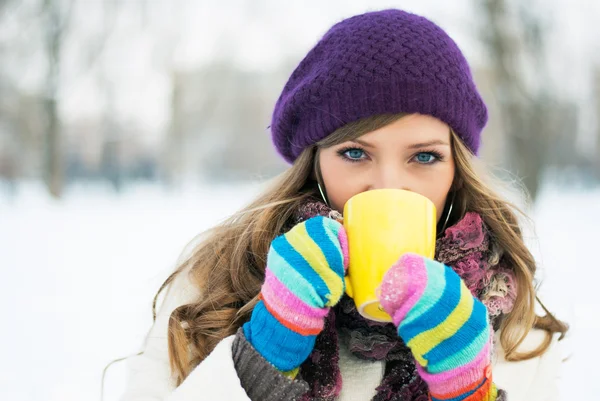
xmin=243 ymin=216 xmax=348 ymax=375
xmin=378 ymin=253 xmax=497 ymax=401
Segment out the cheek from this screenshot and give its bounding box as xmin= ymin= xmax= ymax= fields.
xmin=323 ymin=172 xmax=363 ymax=213
xmin=435 ymin=195 xmax=449 ymax=222
xmin=414 ymin=169 xmax=454 ymax=223
xmin=319 ymin=156 xmax=364 ymax=212
xmin=431 ymin=160 xmax=455 ymax=222
xmin=430 ymin=174 xmax=454 ymax=222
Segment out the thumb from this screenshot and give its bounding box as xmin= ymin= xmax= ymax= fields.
xmin=377 ymin=253 xmax=429 ymax=326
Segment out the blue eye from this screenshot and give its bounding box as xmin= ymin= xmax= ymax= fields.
xmin=416 ymin=153 xmax=434 ymax=163
xmin=341 ymin=148 xmax=366 ymax=161
xmin=414 ymin=152 xmax=440 ymax=164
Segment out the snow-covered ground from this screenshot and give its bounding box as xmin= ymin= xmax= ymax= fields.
xmin=0 ymin=181 xmax=597 ymax=400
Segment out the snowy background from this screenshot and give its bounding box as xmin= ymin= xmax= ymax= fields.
xmin=1 ymin=0 xmax=599 ymax=400
xmin=1 ymin=180 xmax=598 ymax=401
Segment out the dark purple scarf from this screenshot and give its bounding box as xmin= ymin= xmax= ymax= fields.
xmin=287 ymin=199 xmax=516 ymax=401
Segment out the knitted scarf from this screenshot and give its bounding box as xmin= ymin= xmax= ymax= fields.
xmin=287 ymin=199 xmax=516 ymax=401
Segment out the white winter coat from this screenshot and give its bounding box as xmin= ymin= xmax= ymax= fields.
xmin=120 ymin=267 xmax=565 ymax=401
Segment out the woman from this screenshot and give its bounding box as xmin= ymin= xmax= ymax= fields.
xmin=121 ymin=9 xmax=567 ymax=401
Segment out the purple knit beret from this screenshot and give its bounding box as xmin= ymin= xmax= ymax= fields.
xmin=271 ymin=9 xmax=488 ymax=163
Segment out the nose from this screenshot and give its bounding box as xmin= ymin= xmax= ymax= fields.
xmin=369 ymin=163 xmax=412 ymax=191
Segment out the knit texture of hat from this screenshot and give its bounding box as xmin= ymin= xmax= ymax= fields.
xmin=271 ymin=9 xmax=488 ymax=163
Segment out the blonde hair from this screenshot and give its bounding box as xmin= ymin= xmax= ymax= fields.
xmin=154 ymin=113 xmax=567 ymax=385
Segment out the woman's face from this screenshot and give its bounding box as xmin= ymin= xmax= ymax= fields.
xmin=318 ymin=114 xmax=455 ymax=222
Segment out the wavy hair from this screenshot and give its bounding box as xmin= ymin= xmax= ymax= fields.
xmin=154 ymin=113 xmax=568 ymax=385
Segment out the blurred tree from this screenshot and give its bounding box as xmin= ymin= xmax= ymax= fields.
xmin=162 ymin=0 xmax=291 ymax=185
xmin=166 ymin=61 xmax=292 ymax=184
xmin=594 ymin=67 xmax=600 ymax=180
xmin=41 ymin=0 xmax=74 ymax=198
xmin=96 ymin=1 xmax=121 ymax=192
xmin=1 ymin=0 xmax=120 ymax=196
xmin=478 ymin=0 xmax=574 ymax=201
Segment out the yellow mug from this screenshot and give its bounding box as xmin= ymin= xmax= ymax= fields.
xmin=343 ymin=189 xmax=437 ymax=322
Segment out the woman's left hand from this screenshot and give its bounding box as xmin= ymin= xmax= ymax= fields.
xmin=378 ymin=253 xmax=498 ymax=401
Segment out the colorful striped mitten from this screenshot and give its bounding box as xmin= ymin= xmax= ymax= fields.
xmin=378 ymin=253 xmax=497 ymax=401
xmin=243 ymin=216 xmax=348 ymax=374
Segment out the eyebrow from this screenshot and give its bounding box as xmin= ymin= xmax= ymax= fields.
xmin=350 ymin=139 xmax=450 ymax=149
xmin=408 ymin=140 xmax=450 ymax=149
xmin=351 ymin=138 xmax=375 ymax=148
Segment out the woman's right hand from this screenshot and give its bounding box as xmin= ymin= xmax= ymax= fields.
xmin=242 ymin=216 xmax=348 ymax=373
